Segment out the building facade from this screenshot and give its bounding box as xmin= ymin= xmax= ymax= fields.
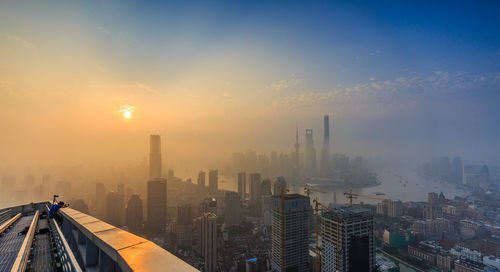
xmin=321 ymin=205 xmax=375 ymax=272
xmin=271 ymin=194 xmax=311 ymax=272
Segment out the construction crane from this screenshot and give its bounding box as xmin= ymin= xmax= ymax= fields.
xmin=343 ymin=189 xmax=389 ymax=205
xmin=304 ymin=184 xmax=327 ymax=197
xmin=303 ymin=185 xmax=326 ymax=272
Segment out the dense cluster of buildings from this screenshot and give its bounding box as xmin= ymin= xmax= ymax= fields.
xmin=2 ymin=123 xmax=499 ymax=272
xmin=376 ymin=190 xmax=500 ymax=271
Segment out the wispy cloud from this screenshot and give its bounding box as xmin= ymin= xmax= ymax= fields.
xmin=135 ymin=82 xmax=162 ymax=95
xmin=6 ymin=34 xmax=35 ymax=49
xmin=258 ymin=77 xmax=302 ymax=93
xmin=272 ymin=71 xmax=500 ymax=113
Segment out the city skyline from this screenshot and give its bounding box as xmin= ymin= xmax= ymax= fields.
xmin=0 ymin=1 xmax=499 ymax=272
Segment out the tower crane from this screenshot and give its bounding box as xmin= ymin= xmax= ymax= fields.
xmin=304 ymin=184 xmax=327 ymax=197
xmin=303 ymin=185 xmax=326 ymax=272
xmin=343 ymin=189 xmax=389 ymax=205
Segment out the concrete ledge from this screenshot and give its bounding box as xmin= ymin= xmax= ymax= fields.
xmin=60 ymin=208 xmax=198 ymax=272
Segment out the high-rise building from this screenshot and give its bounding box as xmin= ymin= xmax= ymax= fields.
xmin=321 ymin=205 xmax=375 ymax=272
xmin=237 ymin=172 xmax=246 ymax=201
xmin=106 ymin=191 xmax=125 ymax=227
xmin=451 ymin=157 xmax=463 ymax=184
xmin=270 ymin=152 xmax=278 ymax=177
xmin=258 ymin=154 xmax=270 ymax=177
xmin=249 ymin=173 xmax=262 ymax=204
xmin=202 ymin=213 xmax=217 ymax=272
xmin=271 ymin=194 xmax=311 ymax=272
xmin=126 ymin=194 xmax=143 ymax=234
xmin=147 ymin=178 xmax=167 ymax=233
xmin=305 ymin=129 xmax=317 ymax=178
xmin=208 ymin=170 xmax=218 ymax=195
xmin=41 ymin=174 xmax=51 ymax=201
xmin=198 ymin=197 xmax=217 ymax=216
xmin=224 ymin=191 xmax=240 ymax=226
xmin=261 ymin=179 xmax=272 ymax=196
xmin=95 ymin=182 xmax=106 ymax=217
xmin=320 ymin=115 xmax=331 ymax=178
xmin=149 ymin=135 xmax=162 ymax=179
xmin=177 ymin=203 xmax=194 ymax=248
xmin=273 ymin=176 xmax=287 ymax=196
xmin=292 ymin=126 xmax=301 ymax=182
xmin=198 ymin=171 xmax=206 ymax=188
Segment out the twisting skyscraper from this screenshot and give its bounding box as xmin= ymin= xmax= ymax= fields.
xmin=320 ymin=115 xmax=331 ymax=178
xmin=149 ymin=135 xmax=162 ymax=179
xmin=304 ymin=129 xmax=316 ymax=178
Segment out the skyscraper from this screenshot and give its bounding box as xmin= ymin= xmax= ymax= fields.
xmin=149 ymin=135 xmax=162 ymax=179
xmin=237 ymin=172 xmax=246 ymax=201
xmin=106 ymin=191 xmax=125 ymax=227
xmin=224 ymin=191 xmax=240 ymax=226
xmin=249 ymin=173 xmax=262 ymax=204
xmin=208 ymin=170 xmax=218 ymax=195
xmin=292 ymin=126 xmax=301 ymax=182
xmin=198 ymin=171 xmax=206 ymax=188
xmin=273 ymin=176 xmax=287 ymax=196
xmin=95 ymin=182 xmax=106 ymax=217
xmin=147 ymin=178 xmax=167 ymax=234
xmin=271 ymin=194 xmax=311 ymax=272
xmin=126 ymin=194 xmax=143 ymax=234
xmin=202 ymin=213 xmax=217 ymax=272
xmin=304 ymin=129 xmax=316 ymax=178
xmin=451 ymin=157 xmax=463 ymax=184
xmin=320 ymin=115 xmax=331 ymax=178
xmin=198 ymin=197 xmax=217 ymax=216
xmin=321 ymin=205 xmax=375 ymax=272
xmin=261 ymin=179 xmax=272 ymax=196
xmin=177 ymin=203 xmax=194 ymax=248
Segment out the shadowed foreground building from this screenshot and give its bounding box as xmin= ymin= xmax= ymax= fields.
xmin=147 ymin=178 xmax=167 ymax=234
xmin=321 ymin=205 xmax=375 ymax=272
xmin=271 ymin=193 xmax=311 ymax=272
xmin=126 ymin=194 xmax=143 ymax=234
xmin=202 ymin=212 xmax=217 ymax=272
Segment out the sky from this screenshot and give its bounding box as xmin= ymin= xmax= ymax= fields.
xmin=0 ymin=0 xmax=499 ymax=169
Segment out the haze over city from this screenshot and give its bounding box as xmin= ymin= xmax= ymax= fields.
xmin=1 ymin=1 xmax=500 ymax=272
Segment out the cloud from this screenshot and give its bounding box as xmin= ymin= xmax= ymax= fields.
xmin=260 ymin=77 xmax=302 ymax=93
xmin=135 ymin=82 xmax=162 ymax=95
xmin=271 ymin=71 xmax=500 ymax=114
xmin=6 ymin=34 xmax=35 ymax=49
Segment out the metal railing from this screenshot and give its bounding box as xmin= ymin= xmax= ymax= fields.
xmin=0 ymin=212 xmax=21 ymax=234
xmin=11 ymin=210 xmax=39 ymax=272
xmin=0 ymin=208 xmax=11 ymax=224
xmin=45 ymin=204 xmax=83 ymax=272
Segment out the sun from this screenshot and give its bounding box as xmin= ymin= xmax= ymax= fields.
xmin=124 ymin=110 xmax=132 ymax=119
xmin=119 ymin=105 xmax=135 ymax=120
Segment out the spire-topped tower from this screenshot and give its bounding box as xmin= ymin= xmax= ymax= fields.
xmin=294 ymin=125 xmax=300 ymax=168
xmin=292 ymin=124 xmax=301 ymax=183
xmin=320 ymin=115 xmax=331 ymax=178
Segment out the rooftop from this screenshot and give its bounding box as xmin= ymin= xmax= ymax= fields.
xmin=0 ymin=202 xmax=198 ymax=272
